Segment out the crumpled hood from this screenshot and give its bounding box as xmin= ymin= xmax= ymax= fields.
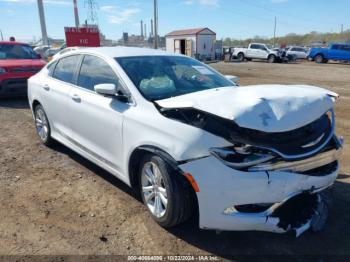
xmin=155 ymin=85 xmax=338 ymax=133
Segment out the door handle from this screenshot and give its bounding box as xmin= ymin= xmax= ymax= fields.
xmin=43 ymin=85 xmax=50 ymax=91
xmin=71 ymin=94 xmax=81 ymax=102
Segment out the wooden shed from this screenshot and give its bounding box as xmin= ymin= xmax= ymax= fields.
xmin=165 ymin=28 xmax=216 ymax=60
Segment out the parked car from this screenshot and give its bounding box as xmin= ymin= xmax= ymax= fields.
xmin=286 ymin=46 xmax=309 ymax=59
xmin=232 ymin=43 xmax=281 ymax=63
xmin=45 ymin=43 xmax=67 ymax=61
xmin=50 ymin=47 xmax=80 ymax=61
xmin=309 ymin=43 xmax=350 ymax=63
xmin=28 ymin=47 xmax=342 ymax=236
xmin=33 ymin=45 xmax=51 ymax=59
xmin=0 ymin=41 xmax=46 ymax=97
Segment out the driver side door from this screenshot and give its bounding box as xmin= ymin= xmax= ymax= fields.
xmin=256 ymin=45 xmax=268 ymax=59
xmin=67 ymin=54 xmax=129 ymax=177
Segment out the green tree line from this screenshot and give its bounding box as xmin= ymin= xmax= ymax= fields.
xmin=223 ymin=30 xmax=350 ymax=47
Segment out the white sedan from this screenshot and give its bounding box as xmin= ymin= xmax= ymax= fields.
xmin=286 ymin=46 xmax=309 ymax=59
xmin=28 ymin=47 xmax=342 ymax=236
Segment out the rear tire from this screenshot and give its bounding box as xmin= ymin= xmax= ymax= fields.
xmin=139 ymin=154 xmax=193 ymax=227
xmin=34 ymin=104 xmax=54 ymax=146
xmin=315 ymin=54 xmax=324 ymax=64
xmin=237 ymin=53 xmax=245 ymax=62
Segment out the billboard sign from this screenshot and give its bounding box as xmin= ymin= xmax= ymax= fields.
xmin=64 ymin=27 xmax=100 ymax=47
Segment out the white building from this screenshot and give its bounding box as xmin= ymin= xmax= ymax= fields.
xmin=165 ymin=28 xmax=216 ymax=60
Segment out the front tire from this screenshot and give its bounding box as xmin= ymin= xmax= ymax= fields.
xmin=139 ymin=154 xmax=192 ymax=227
xmin=268 ymin=54 xmax=276 ymax=63
xmin=34 ymin=104 xmax=54 ymax=146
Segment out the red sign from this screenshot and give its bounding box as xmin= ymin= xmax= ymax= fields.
xmin=64 ymin=27 xmax=100 ymax=47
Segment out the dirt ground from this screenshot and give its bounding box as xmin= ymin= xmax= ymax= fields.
xmin=1 ymin=60 xmax=350 ymax=259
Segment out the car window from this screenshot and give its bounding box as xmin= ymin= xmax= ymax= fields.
xmin=47 ymin=61 xmax=57 ymax=76
xmin=78 ymin=55 xmax=118 ymax=91
xmin=340 ymin=45 xmax=350 ymax=51
xmin=250 ymin=44 xmax=258 ymax=49
xmin=116 ymin=56 xmax=233 ymax=101
xmin=52 ymin=55 xmax=80 ymax=84
xmin=0 ymin=44 xmax=39 ymax=60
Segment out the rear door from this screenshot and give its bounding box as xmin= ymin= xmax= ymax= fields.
xmin=43 ymin=55 xmax=82 ymax=137
xmin=339 ymin=45 xmax=350 ymax=60
xmin=247 ymin=44 xmax=259 ymax=58
xmin=67 ymin=54 xmax=127 ymax=175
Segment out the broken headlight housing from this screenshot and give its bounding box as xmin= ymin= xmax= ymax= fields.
xmin=210 ymin=145 xmax=275 ymax=170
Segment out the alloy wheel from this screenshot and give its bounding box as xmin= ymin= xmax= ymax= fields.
xmin=141 ymin=162 xmax=168 ymax=218
xmin=35 ymin=108 xmax=49 ymax=141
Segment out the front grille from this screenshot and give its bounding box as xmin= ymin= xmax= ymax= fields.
xmin=238 ymin=111 xmax=334 ymax=157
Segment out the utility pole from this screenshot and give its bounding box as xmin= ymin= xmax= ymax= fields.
xmin=141 ymin=20 xmax=143 ymax=37
xmin=37 ymin=0 xmax=48 ymax=46
xmin=153 ymin=0 xmax=158 ymax=49
xmin=341 ymin=24 xmax=344 ymax=34
xmin=273 ymin=16 xmax=277 ymax=48
xmin=73 ymin=0 xmax=80 ymax=28
xmin=151 ymin=19 xmax=154 ymax=37
xmin=144 ymin=23 xmax=147 ymax=40
xmin=0 ymin=29 xmax=4 ymax=41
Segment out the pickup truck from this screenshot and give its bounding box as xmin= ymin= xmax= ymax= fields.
xmin=309 ymin=43 xmax=350 ymax=63
xmin=232 ymin=43 xmax=280 ymax=63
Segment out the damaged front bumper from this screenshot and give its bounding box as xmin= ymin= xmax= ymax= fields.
xmin=179 ymin=137 xmax=343 ymax=236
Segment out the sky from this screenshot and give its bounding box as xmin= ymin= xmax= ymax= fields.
xmin=0 ymin=0 xmax=349 ymax=42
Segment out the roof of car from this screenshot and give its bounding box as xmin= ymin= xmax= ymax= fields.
xmin=71 ymin=46 xmax=179 ymax=58
xmin=0 ymin=41 xmax=29 ymax=45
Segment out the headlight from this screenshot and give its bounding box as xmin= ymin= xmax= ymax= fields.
xmin=210 ymin=146 xmax=275 ymax=169
xmin=0 ymin=67 xmax=6 ymax=75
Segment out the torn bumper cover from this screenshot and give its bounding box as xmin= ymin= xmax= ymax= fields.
xmin=179 ymin=136 xmax=343 ymax=236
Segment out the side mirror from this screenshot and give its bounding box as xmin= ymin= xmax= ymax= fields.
xmin=225 ymin=75 xmax=240 ymax=84
xmin=94 ymin=83 xmax=117 ymax=96
xmin=37 ymin=53 xmax=42 ymax=59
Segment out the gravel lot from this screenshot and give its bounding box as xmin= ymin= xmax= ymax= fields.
xmin=1 ymin=60 xmax=350 ymax=259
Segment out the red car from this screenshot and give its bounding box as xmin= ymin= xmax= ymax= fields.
xmin=0 ymin=41 xmax=46 ymax=97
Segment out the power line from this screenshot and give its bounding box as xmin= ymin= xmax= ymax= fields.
xmin=84 ymin=0 xmax=98 ymax=25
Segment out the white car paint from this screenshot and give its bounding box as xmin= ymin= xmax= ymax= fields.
xmin=156 ymin=84 xmax=337 ymax=132
xmin=179 ymin=156 xmax=338 ymax=232
xmin=286 ymin=46 xmax=309 ymax=59
xmin=28 ymin=46 xmax=342 ymax=236
xmin=232 ymin=43 xmax=279 ymax=61
xmin=51 ymin=47 xmax=80 ymax=61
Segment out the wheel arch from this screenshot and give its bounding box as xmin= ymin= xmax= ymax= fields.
xmin=128 ymin=145 xmax=182 ymax=188
xmin=32 ymin=99 xmax=41 ymax=110
xmin=128 ymin=145 xmax=199 ymax=222
xmin=314 ymin=53 xmax=324 ymax=58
